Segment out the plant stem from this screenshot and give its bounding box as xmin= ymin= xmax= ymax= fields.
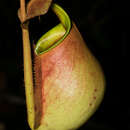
xmin=20 ymin=0 xmax=26 ymax=22
xmin=20 ymin=0 xmax=35 ymax=129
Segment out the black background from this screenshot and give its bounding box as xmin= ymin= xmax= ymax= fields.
xmin=0 ymin=0 xmax=128 ymax=130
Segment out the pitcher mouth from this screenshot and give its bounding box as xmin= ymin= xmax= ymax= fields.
xmin=35 ymin=3 xmax=71 ymax=55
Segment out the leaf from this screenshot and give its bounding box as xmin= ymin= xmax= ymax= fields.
xmin=18 ymin=0 xmax=53 ymax=23
xmin=27 ymin=0 xmax=52 ymax=19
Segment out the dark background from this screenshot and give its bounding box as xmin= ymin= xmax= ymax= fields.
xmin=0 ymin=0 xmax=128 ymax=130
